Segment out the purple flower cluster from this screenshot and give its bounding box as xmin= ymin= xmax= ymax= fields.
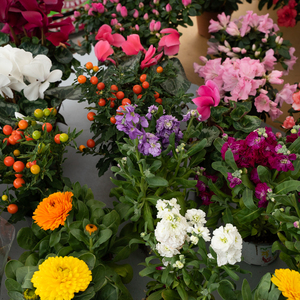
xmin=138 ymin=132 xmax=161 ymax=157
xmin=195 ymin=173 xmax=218 ymax=205
xmin=227 ymin=171 xmax=242 ymax=188
xmin=255 ymin=183 xmax=272 ymax=208
xmin=156 ymin=115 xmax=183 ymax=149
xmin=221 ymin=128 xmax=296 ymax=172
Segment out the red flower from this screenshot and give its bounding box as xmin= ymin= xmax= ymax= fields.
xmin=277 ymin=5 xmax=297 ymax=27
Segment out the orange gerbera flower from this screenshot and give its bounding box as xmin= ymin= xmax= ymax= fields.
xmin=33 ymin=191 xmax=73 ymax=231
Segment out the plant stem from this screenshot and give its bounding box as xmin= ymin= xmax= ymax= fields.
xmin=9 ymin=25 xmax=19 ymax=46
xmin=272 ymin=170 xmax=279 ymax=181
xmin=89 ymin=237 xmax=93 ymax=253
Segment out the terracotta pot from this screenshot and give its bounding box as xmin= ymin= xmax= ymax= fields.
xmin=196 ymin=11 xmax=221 ymax=39
xmin=242 ymin=240 xmax=279 ymax=266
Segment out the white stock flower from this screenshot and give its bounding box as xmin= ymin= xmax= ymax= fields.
xmin=22 ymin=55 xmax=62 ymax=101
xmin=156 ymin=198 xmax=181 ymax=218
xmin=210 ymin=224 xmax=242 ymax=266
xmin=185 ymin=208 xmax=207 ymax=226
xmin=193 ymin=226 xmax=211 ymax=242
xmin=173 ymin=260 xmax=184 ymax=269
xmin=156 ymin=243 xmax=180 ymax=258
xmin=190 ymin=235 xmax=199 ymax=245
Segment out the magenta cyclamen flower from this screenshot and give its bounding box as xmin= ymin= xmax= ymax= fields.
xmin=122 ymin=34 xmax=145 ymax=55
xmin=192 ymin=80 xmax=220 ymax=121
xmin=95 ymin=24 xmax=125 ymax=47
xmin=94 ymin=40 xmax=114 ymax=63
xmin=158 ymin=28 xmax=180 ymax=56
xmin=141 ymin=45 xmax=163 ymax=69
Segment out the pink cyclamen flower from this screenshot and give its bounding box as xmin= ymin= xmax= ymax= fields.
xmin=121 ymin=34 xmax=145 ymax=55
xmin=120 ymin=6 xmax=128 ymax=17
xmin=94 ymin=40 xmax=114 ymax=63
xmin=88 ymin=8 xmax=94 ymax=15
xmin=192 ymin=80 xmax=220 ymax=121
xmin=95 ymin=24 xmax=125 ymax=47
xmin=166 ymin=4 xmax=172 ymax=12
xmin=282 ymin=116 xmax=295 ymax=129
xmin=277 ymin=5 xmax=297 ymax=27
xmin=292 ymin=91 xmax=300 ymax=111
xmin=158 ymin=28 xmax=180 ymax=56
xmin=133 ymin=9 xmax=139 ymax=18
xmin=182 ymin=0 xmax=192 ymax=6
xmin=141 ymin=45 xmax=163 ymax=69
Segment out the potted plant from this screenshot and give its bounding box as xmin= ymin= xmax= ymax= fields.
xmin=198 ymin=127 xmax=300 ymax=265
xmin=5 ymin=182 xmax=135 ymax=300
xmin=0 ymin=109 xmax=81 ymax=223
xmin=74 ymin=25 xmax=193 ymax=176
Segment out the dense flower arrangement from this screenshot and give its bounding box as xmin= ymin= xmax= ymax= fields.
xmin=75 ymin=28 xmax=193 ymax=176
xmin=0 ymin=109 xmax=81 ymax=223
xmin=72 ymin=0 xmax=202 ymax=53
xmin=198 ymin=127 xmax=300 ymax=242
xmin=193 ymin=11 xmax=298 ymax=134
xmin=257 ymin=0 xmax=300 ymax=27
xmin=5 ymin=184 xmax=135 ymax=300
xmin=110 ymin=105 xmax=206 ymax=232
xmin=137 ymin=198 xmax=246 ymax=299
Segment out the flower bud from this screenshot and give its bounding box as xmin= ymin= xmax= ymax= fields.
xmin=276 ymin=132 xmax=282 ymax=138
xmin=143 ymin=13 xmax=149 ymax=20
xmin=224 ymin=40 xmax=230 ymax=48
xmin=241 ymin=48 xmax=247 ymax=54
xmin=275 ymin=36 xmax=280 ymax=43
xmin=166 ymin=3 xmax=172 ymax=12
xmin=139 ymin=2 xmax=144 ymax=8
xmin=261 ymin=38 xmax=267 ymax=43
xmin=152 ymin=9 xmax=159 ymax=16
xmin=254 ymin=51 xmax=260 ymax=57
xmin=133 ymin=9 xmax=139 ymax=18
xmin=252 ymin=44 xmax=256 ymax=51
xmin=279 ymin=37 xmax=283 ymax=45
xmin=232 ymin=47 xmax=241 ymax=53
xmin=135 ymin=24 xmax=140 ymax=31
xmin=294 ymin=221 xmax=300 ymax=228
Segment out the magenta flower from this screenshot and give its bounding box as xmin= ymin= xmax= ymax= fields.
xmin=182 ymin=0 xmax=192 ymax=6
xmin=95 ymin=24 xmax=125 ymax=47
xmin=133 ymin=9 xmax=139 ymax=18
xmin=158 ymin=28 xmax=180 ymax=56
xmin=149 ymin=20 xmax=161 ymax=32
xmin=192 ymin=80 xmax=220 ymax=121
xmin=116 ymin=3 xmax=122 ymax=12
xmin=94 ymin=40 xmax=114 ymax=63
xmin=141 ymin=45 xmax=163 ymax=69
xmin=122 ymin=34 xmax=145 ymax=55
xmin=46 ymin=18 xmax=75 ymax=46
xmin=91 ymin=3 xmax=105 ymax=13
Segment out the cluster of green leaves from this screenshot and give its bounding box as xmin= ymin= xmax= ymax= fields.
xmin=209 ymin=101 xmax=261 ymax=139
xmin=135 ymin=232 xmax=249 ymax=300
xmin=5 ymin=182 xmax=135 ymax=300
xmin=73 ymin=0 xmax=203 ymax=52
xmin=75 ymin=57 xmax=193 ymax=176
xmin=0 ymin=111 xmax=82 ymax=223
xmin=110 ymin=109 xmax=206 ymax=233
xmin=203 ymin=136 xmax=300 ymax=241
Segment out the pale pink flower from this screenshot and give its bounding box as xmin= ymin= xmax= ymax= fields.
xmin=207 ymin=41 xmax=219 ymax=55
xmin=152 ymin=9 xmax=159 ymax=16
xmin=133 ymin=9 xmax=139 ymax=18
xmin=111 ymin=18 xmax=118 ymax=26
xmin=283 ymin=47 xmax=298 ymax=75
xmin=95 ymin=24 xmax=125 ymax=47
xmin=166 ymin=4 xmax=172 ymax=12
xmin=262 ymin=49 xmax=276 ymax=71
xmin=192 ymin=80 xmax=220 ymax=121
xmin=141 ymin=45 xmax=163 ymax=69
xmin=74 ymin=11 xmax=80 ymax=17
xmin=209 ymin=20 xmax=223 ymax=33
xmin=292 ymin=91 xmax=300 ymax=110
xmin=257 ymin=14 xmax=274 ymax=34
xmin=144 ymin=13 xmax=149 ymax=20
xmin=135 ymin=24 xmax=139 ymax=31
xmin=139 ymin=2 xmax=144 ymax=8
xmin=241 ymin=49 xmax=247 ymax=54
xmin=122 ymin=34 xmax=145 ymax=55
xmin=158 ymin=28 xmax=180 ymax=56
xmin=226 ymin=22 xmax=240 ymax=36
xmin=116 ymin=3 xmax=122 ymax=12
xmin=275 ymin=83 xmax=298 ymax=106
xmin=120 ymin=6 xmax=127 ymax=17
xmin=217 ymin=12 xmax=231 ymax=27
xmin=282 ymin=116 xmax=295 ymax=129
xmin=269 ymin=101 xmax=283 ymax=121
xmin=94 ymin=40 xmax=114 ymax=63
xmin=254 ymin=93 xmax=271 ymax=112
xmin=268 ymin=70 xmax=284 ymax=85
xmin=182 ymin=0 xmax=192 ymax=6
xmin=240 ymin=11 xmax=253 ymax=37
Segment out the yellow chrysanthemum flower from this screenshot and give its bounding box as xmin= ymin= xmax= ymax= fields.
xmin=31 ymin=256 xmax=92 ymax=300
xmin=32 ymin=191 xmax=73 ymax=230
xmin=271 ymin=268 xmax=300 ymax=300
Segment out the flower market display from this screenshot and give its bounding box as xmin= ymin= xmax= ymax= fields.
xmin=0 ymin=2 xmax=300 ymax=300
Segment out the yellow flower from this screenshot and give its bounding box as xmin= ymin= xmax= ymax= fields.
xmin=85 ymin=224 xmax=98 ymax=235
xmin=23 ymin=289 xmax=38 ymax=300
xmin=31 ymin=256 xmax=92 ymax=300
xmin=271 ymin=268 xmax=300 ymax=300
xmin=32 ymin=191 xmax=73 ymax=230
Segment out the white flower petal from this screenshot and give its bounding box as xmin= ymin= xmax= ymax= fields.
xmin=39 ymin=81 xmax=50 ymax=99
xmin=22 ymin=62 xmax=46 ymax=82
xmin=23 ymin=81 xmax=40 ymax=101
xmin=15 ymin=112 xmax=26 ymax=119
xmin=47 ymin=70 xmax=62 ymax=83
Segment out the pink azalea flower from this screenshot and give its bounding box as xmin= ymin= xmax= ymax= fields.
xmin=292 ymin=91 xmax=300 ymax=110
xmin=166 ymin=4 xmax=172 ymax=12
xmin=92 ymin=3 xmax=105 ymax=13
xmin=275 ymin=83 xmax=298 ymax=106
xmin=254 ymin=93 xmax=271 ymax=112
xmin=288 ymin=0 xmax=297 ymax=8
xmin=209 ymin=20 xmax=223 ymax=33
xmin=268 ymin=70 xmax=284 ymax=85
xmin=277 ymin=5 xmax=297 ymax=27
xmin=143 ymin=13 xmax=149 ymax=20
xmin=283 ymin=47 xmax=298 ymax=75
xmin=262 ymin=49 xmax=276 ymax=71
xmin=158 ymin=28 xmax=180 ymax=56
xmin=116 ymin=3 xmax=122 ymax=12
xmin=152 ymin=9 xmax=159 ymax=16
xmin=182 ymin=0 xmax=192 ymax=6
xmin=94 ymin=40 xmax=114 ymax=63
xmin=282 ymin=116 xmax=295 ymax=129
xmin=133 ymin=9 xmax=139 ymax=18
xmin=257 ymin=14 xmax=274 ymax=34
xmin=192 ymin=80 xmax=220 ymax=121
xmin=122 ymin=34 xmax=145 ymax=55
xmin=240 ymin=11 xmax=253 ymax=37
xmin=269 ymin=101 xmax=283 ymax=121
xmin=140 ymin=45 xmax=163 ymax=69
xmin=218 ymin=12 xmax=231 ymax=27
xmin=226 ymin=22 xmax=240 ymax=36
xmin=95 ymin=24 xmax=125 ymax=47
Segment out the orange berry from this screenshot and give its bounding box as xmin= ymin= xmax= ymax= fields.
xmin=110 ymin=101 xmax=115 ymax=108
xmin=79 ymin=145 xmax=86 ymax=152
xmin=116 ymin=91 xmax=125 ymax=100
xmin=133 ymin=85 xmax=142 ymax=94
xmin=155 ymin=98 xmax=162 ymax=104
xmin=142 ymin=81 xmax=149 ymax=89
xmin=154 ymin=91 xmax=160 ymax=99
xmin=87 ymin=112 xmax=96 ymax=121
xmin=98 ymin=98 xmax=106 ymax=106
xmin=85 ymin=62 xmax=93 ymax=69
xmin=18 ymin=120 xmax=28 ymax=130
xmin=110 ymin=85 xmax=118 ymax=92
xmin=110 ymin=116 xmax=116 ymax=124
xmin=122 ymin=98 xmax=131 ymax=105
xmin=140 ymin=74 xmax=147 ymax=82
xmin=78 ymin=75 xmax=86 ymax=84
xmin=93 ymin=66 xmax=99 ymax=72
xmin=137 ymin=94 xmax=143 ymax=99
xmin=156 ymin=66 xmax=163 ymax=73
xmin=97 ymin=82 xmax=105 ymax=90
xmin=90 ymin=76 xmax=98 ymax=85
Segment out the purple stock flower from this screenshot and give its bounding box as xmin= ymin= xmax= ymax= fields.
xmin=138 ymin=132 xmax=161 ymax=157
xmin=269 ymin=154 xmax=296 ymax=172
xmin=245 ymin=131 xmax=265 ymax=149
xmin=255 ymin=182 xmax=270 ymax=202
xmin=227 ymin=172 xmax=242 ymax=188
xmin=250 ymin=168 xmax=261 ymax=184
xmin=196 ymin=180 xmax=206 ymax=192
xmin=146 ymin=105 xmax=158 ymax=120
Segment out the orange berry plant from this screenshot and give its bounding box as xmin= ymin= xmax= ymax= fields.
xmin=0 ymin=109 xmax=82 ymax=223
xmin=74 ymin=56 xmax=193 ymax=177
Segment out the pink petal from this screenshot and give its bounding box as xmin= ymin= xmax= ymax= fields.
xmin=111 ymin=33 xmax=125 ymax=47
xmin=163 ymin=45 xmax=179 ymax=56
xmin=160 ymin=28 xmax=180 ymax=37
xmin=196 ymin=106 xmax=211 ymax=121
xmin=192 ymin=96 xmax=215 ymax=107
xmin=94 ymin=40 xmax=114 ymax=61
xmin=95 ymin=24 xmax=112 ymax=40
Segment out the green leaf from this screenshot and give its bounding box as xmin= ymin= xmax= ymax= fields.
xmin=210 ymin=106 xmax=230 ymax=123
xmin=233 ymin=115 xmax=261 ymax=133
xmin=225 ymin=149 xmax=238 ymax=171
xmin=76 ymin=200 xmax=89 ymax=221
xmin=92 ymin=228 xmax=113 ymax=249
xmin=274 ymin=180 xmax=300 ymax=194
xmin=0 ymin=32 xmax=9 ymax=45
xmin=77 ymin=252 xmax=96 ymax=270
xmin=49 ymin=230 xmax=62 ymax=247
xmin=7 ymin=291 xmax=25 ymax=300
xmin=5 ymin=278 xmax=23 ymax=293
xmin=176 ymin=284 xmax=188 ymax=300
xmin=257 ymin=165 xmax=271 ymax=184
xmin=102 ymin=210 xmax=120 ymax=233
xmin=54 ymin=47 xmax=73 ymax=64
xmin=146 ymin=176 xmax=169 ymax=187
xmin=74 ymin=286 xmax=95 ymax=300
xmin=143 ymin=201 xmax=154 ymax=231
xmin=214 ymin=137 xmax=225 ymax=152
xmin=45 ymin=85 xmax=81 ymax=100
xmin=5 ymin=260 xmax=24 ymax=280
xmin=241 ymin=279 xmax=252 ymax=300
xmin=186 ymin=138 xmax=207 ymax=156
xmin=70 ymin=229 xmax=89 ymax=245
xmin=242 ymin=188 xmax=257 ymax=211
xmin=218 ymin=279 xmax=237 ymax=300
xmin=254 ymin=273 xmax=272 ymax=300
xmin=92 ymin=264 xmax=107 ymax=292
xmin=98 ymin=283 xmax=118 ymax=300
xmin=17 ymin=228 xmax=39 ymax=250
xmin=233 ymin=208 xmax=263 ymax=225
xmin=162 ymin=289 xmax=180 ymax=300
